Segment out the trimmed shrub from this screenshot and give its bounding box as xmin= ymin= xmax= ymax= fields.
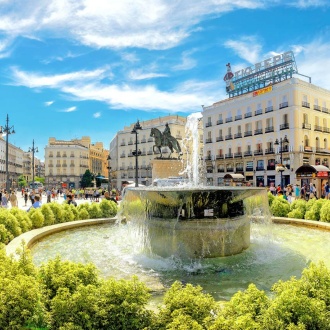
xmin=29 ymin=209 xmax=45 ymax=228
xmin=10 ymin=208 xmax=32 ymax=233
xmin=62 ymin=204 xmax=75 ymax=223
xmin=0 ymin=224 xmax=12 ymax=244
xmin=0 ymin=209 xmax=22 ymax=237
xmin=48 ymin=202 xmax=64 ymax=224
xmin=88 ymin=203 xmax=102 ymax=219
xmin=268 ymin=191 xmax=275 ymax=206
xmin=99 ymin=199 xmax=117 ymax=218
xmin=270 ymin=197 xmax=290 ymax=217
xmin=40 ymin=204 xmax=55 ymax=226
xmin=305 ymin=199 xmax=327 ymax=221
xmin=78 ymin=208 xmax=90 ymax=220
xmin=320 ymin=201 xmax=330 ymax=222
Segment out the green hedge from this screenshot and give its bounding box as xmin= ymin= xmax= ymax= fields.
xmin=0 ymin=199 xmax=118 ymax=245
xmin=269 ymin=195 xmax=330 ymax=222
xmin=1 ymin=245 xmax=330 ymax=329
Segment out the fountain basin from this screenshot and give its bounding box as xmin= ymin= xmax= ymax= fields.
xmin=122 ymin=186 xmax=264 ymax=258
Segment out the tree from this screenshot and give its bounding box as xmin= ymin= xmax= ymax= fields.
xmin=80 ymin=170 xmax=93 ymax=188
xmin=18 ymin=175 xmax=27 ymax=188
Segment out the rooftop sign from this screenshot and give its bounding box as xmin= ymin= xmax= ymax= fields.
xmin=224 ymin=51 xmax=298 ymax=98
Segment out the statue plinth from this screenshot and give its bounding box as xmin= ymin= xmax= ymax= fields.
xmin=151 ymin=159 xmax=184 ymax=182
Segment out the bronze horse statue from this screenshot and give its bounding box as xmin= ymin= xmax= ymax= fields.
xmin=150 ymin=127 xmax=182 ymax=159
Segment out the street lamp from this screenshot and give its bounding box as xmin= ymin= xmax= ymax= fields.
xmin=28 ymin=139 xmax=38 ymax=190
xmin=274 ymin=135 xmax=289 ymax=190
xmin=0 ymin=114 xmax=15 ymax=192
xmin=131 ymin=120 xmax=142 ymax=187
xmin=107 ymin=154 xmax=111 ymax=192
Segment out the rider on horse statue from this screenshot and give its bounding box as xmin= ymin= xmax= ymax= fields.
xmin=162 ymin=123 xmax=171 ymax=146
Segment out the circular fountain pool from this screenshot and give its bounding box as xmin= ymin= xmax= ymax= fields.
xmin=31 ymin=221 xmax=330 ymax=301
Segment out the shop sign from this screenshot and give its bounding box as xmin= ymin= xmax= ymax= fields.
xmin=317 ymin=171 xmax=329 ymax=177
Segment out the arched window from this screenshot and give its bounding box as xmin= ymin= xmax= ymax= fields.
xmin=316 ymin=137 xmax=320 ymax=149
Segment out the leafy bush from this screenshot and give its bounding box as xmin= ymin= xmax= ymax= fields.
xmin=69 ymin=204 xmax=79 ymax=220
xmin=305 ymin=199 xmax=327 ymax=221
xmin=289 ymin=199 xmax=307 ymax=216
xmin=88 ymin=203 xmax=102 ymax=219
xmin=62 ymin=204 xmax=75 ymax=223
xmin=269 ymin=197 xmax=290 ymax=217
xmin=0 ymin=210 xmax=22 ymax=237
xmin=99 ymin=199 xmax=117 ymax=218
xmin=29 ymin=208 xmax=45 ymax=228
xmin=267 ymin=191 xmax=275 ymax=206
xmin=48 ymin=202 xmax=64 ymax=224
xmin=287 ymin=208 xmax=305 ymax=219
xmin=40 ymin=204 xmax=55 ymax=226
xmin=10 ymin=208 xmax=32 ymax=233
xmin=320 ymin=201 xmax=330 ymax=222
xmin=78 ymin=208 xmax=90 ymax=220
xmin=0 ymin=224 xmax=12 ymax=244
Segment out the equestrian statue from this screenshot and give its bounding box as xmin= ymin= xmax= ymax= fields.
xmin=150 ymin=123 xmax=182 ymax=159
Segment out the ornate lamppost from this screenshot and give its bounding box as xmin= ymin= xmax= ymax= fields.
xmin=28 ymin=139 xmax=38 ymax=190
xmin=0 ymin=114 xmax=15 ymax=192
xmin=275 ymin=135 xmax=289 ymax=190
xmin=131 ymin=120 xmax=142 ymax=187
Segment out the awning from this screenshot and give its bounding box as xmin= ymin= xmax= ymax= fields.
xmin=295 ymin=164 xmax=330 ymax=178
xmin=224 ymin=173 xmax=245 ymax=180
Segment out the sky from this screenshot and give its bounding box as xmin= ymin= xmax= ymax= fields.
xmin=0 ymin=0 xmax=330 ymax=161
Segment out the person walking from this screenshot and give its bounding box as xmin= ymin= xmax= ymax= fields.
xmin=9 ymin=191 xmax=18 ymax=208
xmin=24 ymin=190 xmax=28 ymax=206
xmin=1 ymin=191 xmax=9 ymax=208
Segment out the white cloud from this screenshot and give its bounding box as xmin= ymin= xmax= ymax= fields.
xmin=292 ymin=39 xmax=330 ymax=90
xmin=44 ymin=101 xmax=54 ymax=106
xmin=93 ymin=112 xmax=101 ymax=118
xmin=129 ymin=70 xmax=168 ymax=80
xmin=172 ymin=50 xmax=197 ymax=71
xmin=224 ymin=36 xmax=262 ymax=64
xmin=10 ymin=67 xmax=108 ymax=88
xmin=289 ymin=0 xmax=329 ymax=8
xmin=62 ymin=106 xmax=77 ymax=112
xmin=0 ymin=0 xmax=268 ymax=51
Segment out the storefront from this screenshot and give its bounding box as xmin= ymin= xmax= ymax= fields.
xmin=224 ymin=173 xmax=245 ymax=186
xmin=295 ymin=164 xmax=330 ymax=198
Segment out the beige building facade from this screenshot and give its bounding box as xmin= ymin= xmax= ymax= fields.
xmin=44 ymin=136 xmax=108 ymax=189
xmin=202 ymin=77 xmax=330 ymax=188
xmin=110 ymin=115 xmax=188 ymax=189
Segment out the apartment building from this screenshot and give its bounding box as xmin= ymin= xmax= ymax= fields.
xmin=44 ymin=136 xmax=108 ymax=189
xmin=202 ymin=77 xmax=330 ymax=187
xmin=110 ymin=115 xmax=187 ymax=189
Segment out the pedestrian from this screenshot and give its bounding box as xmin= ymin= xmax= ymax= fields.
xmin=67 ymin=194 xmax=77 ymax=206
xmin=27 ymin=195 xmax=42 ymax=211
xmin=104 ymin=191 xmax=117 ymax=204
xmin=1 ymin=191 xmax=9 ymax=208
xmin=325 ymin=182 xmax=329 ymax=199
xmin=24 ymin=190 xmax=28 ymax=206
xmin=9 ymin=191 xmax=18 ymax=207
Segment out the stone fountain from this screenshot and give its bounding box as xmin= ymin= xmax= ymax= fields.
xmin=122 ymin=112 xmax=264 ymax=259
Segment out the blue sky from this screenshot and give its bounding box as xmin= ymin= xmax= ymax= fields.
xmin=0 ymin=0 xmax=329 ymax=160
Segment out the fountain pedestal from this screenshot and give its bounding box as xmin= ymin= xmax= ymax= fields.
xmin=150 ymin=159 xmax=184 ymax=182
xmin=123 ymin=187 xmax=263 ymax=259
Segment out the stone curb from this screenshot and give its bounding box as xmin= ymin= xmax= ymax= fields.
xmin=5 ymin=218 xmax=117 ymax=258
xmin=272 ymin=217 xmax=330 ymax=231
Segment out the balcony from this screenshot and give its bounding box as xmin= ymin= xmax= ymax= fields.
xmin=279 ymin=102 xmax=288 ymax=109
xmin=314 ymin=125 xmax=323 ymax=132
xmin=244 ymin=131 xmax=252 ymax=137
xmin=279 ymin=145 xmax=289 ymax=152
xmin=120 ymin=142 xmax=126 ymax=146
xmin=48 ymin=164 xmax=53 ymax=167
xmin=323 ymin=127 xmax=330 ymax=133
xmin=245 ymin=167 xmax=254 ymax=171
xmin=236 ymin=167 xmax=244 ymax=173
xmin=256 ymin=166 xmax=264 ymax=171
xmin=218 ymin=168 xmax=225 ymax=172
xmin=128 ymin=141 xmax=133 ymax=145
xmin=216 ymin=119 xmax=223 ymax=125
xmin=148 ymin=138 xmax=154 ymax=142
xmin=234 ymin=133 xmax=242 ymax=139
xmin=254 ymin=149 xmax=263 ymax=156
xmin=244 ymin=112 xmax=252 ymax=118
xmin=255 ymin=109 xmax=263 ymax=116
xmin=205 ymin=122 xmax=212 ymax=128
xmin=225 ymin=153 xmax=233 ymax=158
xmin=265 ymin=148 xmax=275 ymax=154
xmin=234 ymin=152 xmax=242 ymax=158
xmin=235 ymin=115 xmax=242 ymax=121
xmin=265 ymin=106 xmax=273 ymax=113
xmin=225 ymin=117 xmax=233 ymax=123
xmin=244 ymin=151 xmax=252 ymax=157
xmin=120 ymin=154 xmax=126 ymax=158
xmin=265 ymin=126 xmax=274 ymax=133
xmin=226 ymin=167 xmax=234 ymax=172
xmin=70 ymin=164 xmax=75 ymax=167
xmin=204 ymin=155 xmax=212 ymax=161
xmin=216 ymin=136 xmax=223 ymax=142
xmin=322 ymin=107 xmax=329 ymax=114
xmin=62 ymin=164 xmax=67 ymax=167
xmin=267 ymin=165 xmax=275 ymax=170
xmin=49 ymin=154 xmax=53 ymax=158
xmin=254 ymin=129 xmax=263 ymax=135
xmin=302 ymin=101 xmax=310 ymax=108
xmin=141 ymin=139 xmax=146 ymax=143
xmin=127 ymin=166 xmax=133 ymax=170
xmin=216 ymin=155 xmax=224 ymax=159
xmin=302 ymin=123 xmax=311 ymax=130
xmin=147 ymin=151 xmax=153 ymax=155
xmin=280 ymin=123 xmax=289 ymax=130
xmin=314 ymin=105 xmax=321 ymax=111
xmin=205 ymin=138 xmax=212 ymax=144
xmin=225 ymin=134 xmax=233 ymax=140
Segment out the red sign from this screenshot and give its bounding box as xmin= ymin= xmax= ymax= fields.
xmin=317 ymin=171 xmax=329 ymax=177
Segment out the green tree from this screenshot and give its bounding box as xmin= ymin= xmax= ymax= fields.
xmin=80 ymin=170 xmax=93 ymax=188
xmin=18 ymin=174 xmax=27 ymax=188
